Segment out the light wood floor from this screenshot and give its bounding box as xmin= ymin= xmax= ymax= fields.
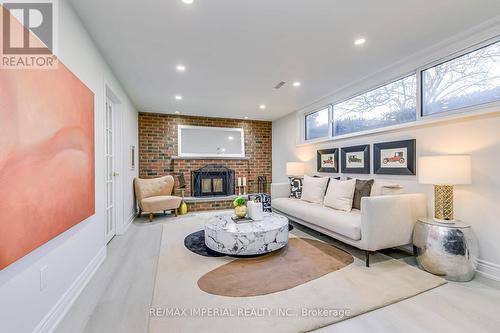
xmin=56 ymin=213 xmax=500 ymax=333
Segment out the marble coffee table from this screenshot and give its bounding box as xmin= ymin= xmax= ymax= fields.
xmin=204 ymin=212 xmax=289 ymax=255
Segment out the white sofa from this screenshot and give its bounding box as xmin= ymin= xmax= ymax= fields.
xmin=271 ymin=182 xmax=427 ymax=267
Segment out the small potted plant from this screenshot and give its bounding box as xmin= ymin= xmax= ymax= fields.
xmin=233 ymin=196 xmax=247 ymax=219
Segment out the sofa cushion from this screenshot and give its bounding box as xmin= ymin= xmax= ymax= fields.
xmin=272 ymin=198 xmax=361 ymax=240
xmin=323 ymin=179 xmax=356 ymax=212
xmin=370 ymin=181 xmax=405 ymax=196
xmin=300 ymin=175 xmax=329 ymax=204
xmin=141 ymin=195 xmax=182 ymax=212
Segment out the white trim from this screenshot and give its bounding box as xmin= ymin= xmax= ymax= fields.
xmin=117 ymin=212 xmax=137 ymax=235
xmin=33 ymin=247 xmax=107 ymax=333
xmin=177 ymin=125 xmax=246 ymax=158
xmin=476 ymin=259 xmax=500 ymax=282
xmin=298 ymin=104 xmax=500 ymax=146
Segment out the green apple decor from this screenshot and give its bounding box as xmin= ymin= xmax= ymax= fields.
xmin=233 ymin=196 xmax=247 ymax=219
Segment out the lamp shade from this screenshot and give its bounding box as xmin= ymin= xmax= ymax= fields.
xmin=286 ymin=162 xmax=305 ymax=177
xmin=418 ymin=155 xmax=471 ymax=185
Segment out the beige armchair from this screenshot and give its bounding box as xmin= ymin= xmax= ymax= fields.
xmin=134 ymin=175 xmax=182 ymax=222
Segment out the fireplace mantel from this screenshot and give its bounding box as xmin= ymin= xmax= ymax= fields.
xmin=172 ymin=156 xmax=250 ymax=160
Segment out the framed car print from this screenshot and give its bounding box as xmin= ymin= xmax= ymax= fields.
xmin=341 ymin=145 xmax=370 ymax=174
xmin=374 ymin=139 xmax=416 ymax=175
xmin=317 ymin=148 xmax=339 ymax=173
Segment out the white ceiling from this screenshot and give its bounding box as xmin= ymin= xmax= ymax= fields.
xmin=69 ymin=0 xmax=500 ymax=120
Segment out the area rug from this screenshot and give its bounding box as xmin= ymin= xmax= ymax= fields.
xmin=198 ymin=238 xmax=353 ymax=297
xmin=149 ymin=212 xmax=446 ymax=333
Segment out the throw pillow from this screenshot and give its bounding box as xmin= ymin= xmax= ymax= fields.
xmin=300 ymin=175 xmax=330 ymax=204
xmin=370 ymin=181 xmax=404 ymax=196
xmin=352 ymin=179 xmax=374 ymax=210
xmin=323 ymin=179 xmax=356 ymax=212
xmin=289 ymin=177 xmax=303 ymax=199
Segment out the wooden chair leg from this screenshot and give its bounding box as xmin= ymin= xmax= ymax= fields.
xmin=174 ymin=208 xmax=178 ymax=217
xmin=148 ymin=213 xmax=154 ymax=222
xmin=138 ymin=208 xmax=142 ymax=217
xmin=163 ymin=210 xmax=166 ymax=215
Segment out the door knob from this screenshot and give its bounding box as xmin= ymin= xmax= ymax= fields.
xmin=113 ymin=172 xmax=119 ymax=177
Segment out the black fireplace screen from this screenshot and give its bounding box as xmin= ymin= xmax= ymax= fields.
xmin=192 ymin=164 xmax=234 ymax=197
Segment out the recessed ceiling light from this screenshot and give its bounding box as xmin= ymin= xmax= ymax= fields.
xmin=176 ymin=64 xmax=186 ymax=72
xmin=182 ymin=0 xmax=194 ymax=4
xmin=244 ymin=116 xmax=249 ymax=119
xmin=259 ymin=104 xmax=266 ymax=109
xmin=354 ymin=38 xmax=366 ymax=46
xmin=228 ymin=136 xmax=234 ymax=140
xmin=174 ymin=111 xmax=180 ymax=114
xmin=175 ymin=95 xmax=183 ymax=100
xmin=292 ymin=81 xmax=301 ymax=87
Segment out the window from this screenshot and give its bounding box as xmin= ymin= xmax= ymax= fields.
xmin=422 ymin=41 xmax=500 ymax=116
xmin=305 ymin=107 xmax=330 ymax=140
xmin=178 ymin=125 xmax=245 ymax=157
xmin=333 ymin=75 xmax=417 ymax=136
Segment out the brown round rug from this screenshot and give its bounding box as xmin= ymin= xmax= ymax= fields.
xmin=197 ymin=238 xmax=354 ymax=297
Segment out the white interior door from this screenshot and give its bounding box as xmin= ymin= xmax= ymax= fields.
xmin=105 ymin=98 xmax=116 ymax=243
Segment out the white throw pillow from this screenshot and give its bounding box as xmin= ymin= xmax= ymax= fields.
xmin=370 ymin=181 xmax=405 ymax=196
xmin=324 ymin=179 xmax=356 ymax=212
xmin=300 ymin=175 xmax=329 ymax=204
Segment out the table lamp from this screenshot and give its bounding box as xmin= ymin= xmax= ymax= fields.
xmin=418 ymin=155 xmax=471 ymax=223
xmin=286 ymin=162 xmax=305 ymax=177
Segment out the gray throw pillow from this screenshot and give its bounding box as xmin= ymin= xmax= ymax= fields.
xmin=352 ymin=179 xmax=374 ymax=210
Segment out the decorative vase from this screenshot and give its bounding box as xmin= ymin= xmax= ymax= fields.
xmin=234 ymin=205 xmax=247 ymax=219
xmin=179 ymin=200 xmax=188 ymax=215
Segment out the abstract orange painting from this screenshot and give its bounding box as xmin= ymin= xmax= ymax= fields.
xmin=0 ymin=11 xmax=95 ymax=270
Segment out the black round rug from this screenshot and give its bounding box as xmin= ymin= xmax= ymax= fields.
xmin=184 ymin=224 xmax=294 ymax=258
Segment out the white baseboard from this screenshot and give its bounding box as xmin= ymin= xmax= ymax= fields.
xmin=118 ymin=212 xmax=137 ymax=235
xmin=33 ymin=246 xmax=107 ymax=333
xmin=476 ymin=259 xmax=500 ymax=282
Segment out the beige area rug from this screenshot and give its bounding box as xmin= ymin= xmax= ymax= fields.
xmin=149 ymin=212 xmax=446 ymax=333
xmin=198 ymin=238 xmax=354 ymax=297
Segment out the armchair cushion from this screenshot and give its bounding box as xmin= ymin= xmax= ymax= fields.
xmin=141 ymin=196 xmax=182 ymax=213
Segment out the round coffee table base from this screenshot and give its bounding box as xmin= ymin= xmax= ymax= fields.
xmin=204 ymin=213 xmax=289 ymax=256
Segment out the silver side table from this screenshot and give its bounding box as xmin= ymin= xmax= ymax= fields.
xmin=413 ymin=218 xmax=478 ymax=282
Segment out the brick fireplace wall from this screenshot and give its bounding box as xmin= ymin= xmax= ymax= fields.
xmin=138 ymin=113 xmax=272 ymax=206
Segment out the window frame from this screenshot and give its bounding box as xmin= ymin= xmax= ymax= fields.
xmin=300 ymin=35 xmax=500 ymax=144
xmin=304 ymin=105 xmax=332 ymax=142
xmin=419 ymin=38 xmax=500 ymax=119
xmin=331 ymin=72 xmax=418 ymax=137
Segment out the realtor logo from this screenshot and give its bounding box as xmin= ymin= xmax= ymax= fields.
xmin=1 ymin=0 xmax=58 ymax=68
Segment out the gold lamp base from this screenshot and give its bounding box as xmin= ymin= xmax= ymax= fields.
xmin=434 ymin=185 xmax=455 ymax=223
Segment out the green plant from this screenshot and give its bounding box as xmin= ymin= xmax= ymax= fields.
xmin=233 ymin=196 xmax=246 ymax=207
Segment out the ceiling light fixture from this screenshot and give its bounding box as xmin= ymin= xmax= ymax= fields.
xmin=228 ymin=136 xmax=234 ymax=140
xmin=244 ymin=116 xmax=249 ymax=119
xmin=292 ymin=81 xmax=301 ymax=87
xmin=174 ymin=111 xmax=180 ymax=114
xmin=354 ymin=38 xmax=366 ymax=46
xmin=175 ymin=95 xmax=183 ymax=100
xmin=259 ymin=104 xmax=266 ymax=110
xmin=182 ymin=0 xmax=194 ymax=4
xmin=176 ymin=64 xmax=186 ymax=72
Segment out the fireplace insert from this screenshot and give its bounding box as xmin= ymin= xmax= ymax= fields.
xmin=192 ymin=164 xmax=235 ymax=197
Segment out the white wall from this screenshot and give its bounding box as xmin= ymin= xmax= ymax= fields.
xmin=0 ymin=1 xmax=138 ymax=332
xmin=273 ymin=103 xmax=500 ymax=279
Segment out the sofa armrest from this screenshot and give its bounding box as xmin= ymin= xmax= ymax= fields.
xmin=271 ymin=182 xmax=290 ymax=199
xmin=360 ymin=193 xmax=427 ymax=251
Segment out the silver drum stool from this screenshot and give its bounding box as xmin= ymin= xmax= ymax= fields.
xmin=413 ymin=218 xmax=478 ymax=282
